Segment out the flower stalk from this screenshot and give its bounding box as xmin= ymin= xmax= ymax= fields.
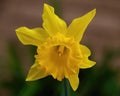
xmin=64 ymin=79 xmax=70 ymax=96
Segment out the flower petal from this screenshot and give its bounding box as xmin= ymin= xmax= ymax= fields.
xmin=67 ymin=74 xmax=79 ymax=91
xmin=80 ymin=58 xmax=96 ymax=69
xmin=42 ymin=4 xmax=67 ymax=36
xmin=16 ymin=27 xmax=49 ymax=46
xmin=67 ymin=9 xmax=96 ymax=42
xmin=26 ymin=63 xmax=48 ymax=81
xmin=80 ymin=44 xmax=91 ymax=57
xmin=79 ymin=45 xmax=96 ymax=69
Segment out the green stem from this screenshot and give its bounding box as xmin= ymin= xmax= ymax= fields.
xmin=63 ymin=79 xmax=70 ymax=96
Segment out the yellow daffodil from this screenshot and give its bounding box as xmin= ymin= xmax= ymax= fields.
xmin=16 ymin=3 xmax=96 ymax=91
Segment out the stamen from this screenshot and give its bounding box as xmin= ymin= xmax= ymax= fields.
xmin=57 ymin=45 xmax=65 ymax=56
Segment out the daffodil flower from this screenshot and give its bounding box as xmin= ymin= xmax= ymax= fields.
xmin=16 ymin=3 xmax=96 ymax=91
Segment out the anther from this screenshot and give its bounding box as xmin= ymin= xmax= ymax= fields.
xmin=57 ymin=45 xmax=65 ymax=56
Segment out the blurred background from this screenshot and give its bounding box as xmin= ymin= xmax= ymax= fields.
xmin=0 ymin=0 xmax=120 ymax=96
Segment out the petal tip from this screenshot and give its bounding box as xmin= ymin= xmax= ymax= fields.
xmin=92 ymin=61 xmax=96 ymax=66
xmin=93 ymin=8 xmax=96 ymax=12
xmin=25 ymin=77 xmax=34 ymax=81
xmin=15 ymin=27 xmax=27 ymax=34
xmin=91 ymin=8 xmax=96 ymax=16
xmin=43 ymin=3 xmax=53 ymax=10
xmin=25 ymin=78 xmax=29 ymax=81
xmin=67 ymin=75 xmax=79 ymax=91
xmin=43 ymin=3 xmax=48 ymax=7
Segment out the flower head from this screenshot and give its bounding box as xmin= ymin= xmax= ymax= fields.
xmin=16 ymin=3 xmax=96 ymax=91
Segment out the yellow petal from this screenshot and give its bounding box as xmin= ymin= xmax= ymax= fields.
xmin=67 ymin=74 xmax=79 ymax=91
xmin=79 ymin=45 xmax=96 ymax=69
xmin=42 ymin=4 xmax=67 ymax=36
xmin=80 ymin=44 xmax=91 ymax=57
xmin=67 ymin=9 xmax=96 ymax=42
xmin=16 ymin=27 xmax=49 ymax=46
xmin=80 ymin=58 xmax=96 ymax=69
xmin=26 ymin=63 xmax=48 ymax=81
